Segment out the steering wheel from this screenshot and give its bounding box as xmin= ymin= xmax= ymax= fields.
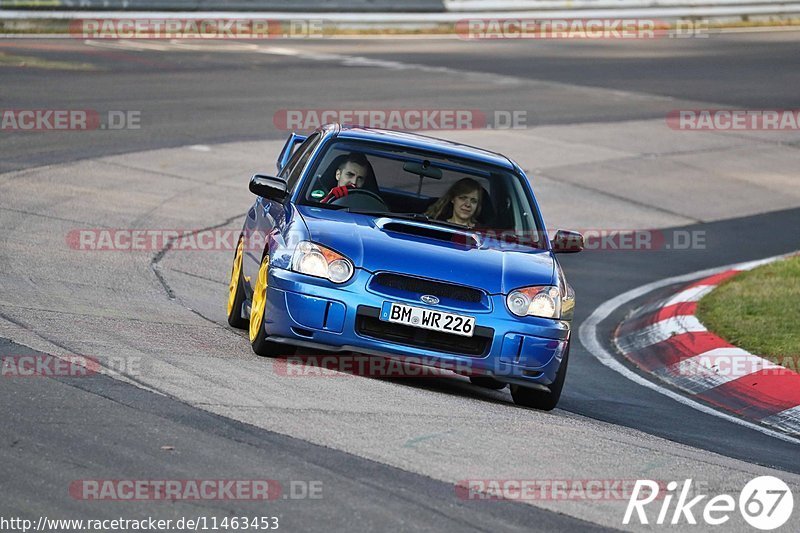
xmin=330 ymin=188 xmax=389 ymax=211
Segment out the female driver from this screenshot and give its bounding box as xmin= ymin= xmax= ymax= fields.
xmin=425 ymin=178 xmax=483 ymax=228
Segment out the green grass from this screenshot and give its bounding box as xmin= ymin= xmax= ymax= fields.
xmin=696 ymin=255 xmax=800 ymax=370
xmin=0 ymin=52 xmax=97 ymax=71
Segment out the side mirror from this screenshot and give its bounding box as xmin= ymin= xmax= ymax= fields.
xmin=551 ymin=229 xmax=583 ymax=253
xmin=249 ymin=174 xmax=288 ymax=201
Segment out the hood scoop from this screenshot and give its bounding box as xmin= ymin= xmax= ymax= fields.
xmin=378 ymin=219 xmax=480 ymax=248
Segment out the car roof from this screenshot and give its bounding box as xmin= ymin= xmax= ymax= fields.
xmin=327 ymin=124 xmax=517 ymax=171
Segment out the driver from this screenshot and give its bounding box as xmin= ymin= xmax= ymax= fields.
xmin=321 ymin=152 xmax=371 ymax=203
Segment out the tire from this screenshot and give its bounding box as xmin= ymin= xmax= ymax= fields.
xmin=510 ymin=342 xmax=570 ymax=411
xmin=469 ymin=376 xmax=507 ymax=390
xmin=249 ymin=254 xmax=293 ymax=358
xmin=226 ymin=237 xmax=248 ymax=329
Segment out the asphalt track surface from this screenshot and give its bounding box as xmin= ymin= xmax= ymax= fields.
xmin=3 ymin=31 xmax=800 ymax=171
xmin=1 ymin=33 xmax=800 ymax=531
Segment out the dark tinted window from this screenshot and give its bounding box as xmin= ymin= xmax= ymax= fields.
xmin=281 ymin=132 xmax=322 ymax=192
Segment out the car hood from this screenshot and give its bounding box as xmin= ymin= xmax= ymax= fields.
xmin=297 ymin=206 xmax=555 ymax=294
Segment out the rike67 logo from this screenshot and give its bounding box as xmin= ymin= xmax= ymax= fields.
xmin=624 ymin=476 xmax=794 ymax=530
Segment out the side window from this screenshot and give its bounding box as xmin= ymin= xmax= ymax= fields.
xmin=281 ymin=133 xmax=322 ymax=192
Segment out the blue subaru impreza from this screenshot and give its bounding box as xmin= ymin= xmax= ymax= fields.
xmin=227 ymin=124 xmax=582 ymax=410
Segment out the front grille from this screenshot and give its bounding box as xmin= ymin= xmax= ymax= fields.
xmin=356 ymin=307 xmax=492 ymax=357
xmin=372 ymin=273 xmax=483 ymax=304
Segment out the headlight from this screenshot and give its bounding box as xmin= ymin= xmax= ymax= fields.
xmin=291 ymin=241 xmax=354 ymax=283
xmin=506 ymin=286 xmax=562 ymax=319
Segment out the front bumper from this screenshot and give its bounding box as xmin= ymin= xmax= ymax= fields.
xmin=262 ymin=267 xmax=570 ymax=386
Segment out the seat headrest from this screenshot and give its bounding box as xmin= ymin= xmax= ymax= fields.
xmin=476 ymin=186 xmax=495 ymax=226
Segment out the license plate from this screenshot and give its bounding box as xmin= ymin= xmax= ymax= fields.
xmin=380 ymin=302 xmax=475 ymax=337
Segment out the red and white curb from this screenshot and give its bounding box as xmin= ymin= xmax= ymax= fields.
xmin=614 ymin=257 xmax=800 ymax=437
xmin=579 ymin=252 xmax=800 ymax=445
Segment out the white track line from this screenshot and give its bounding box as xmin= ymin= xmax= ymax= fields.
xmin=578 ymin=251 xmax=800 ymax=445
xmin=85 ymin=39 xmax=680 ymax=99
xmin=629 ymin=283 xmax=714 ymax=317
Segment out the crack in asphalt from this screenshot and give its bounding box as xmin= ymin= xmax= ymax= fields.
xmin=167 ymin=267 xmax=228 ymax=286
xmin=0 ymin=301 xmax=201 ymax=326
xmin=0 ymin=205 xmax=112 ymax=227
xmin=96 ymin=159 xmax=233 ymax=185
xmin=535 ymin=171 xmax=702 ymax=224
xmin=150 ymin=211 xmax=247 ymax=324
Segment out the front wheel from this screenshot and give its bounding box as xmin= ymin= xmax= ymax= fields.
xmin=510 ymin=342 xmax=569 ymax=411
xmin=249 ymin=254 xmax=293 ymax=357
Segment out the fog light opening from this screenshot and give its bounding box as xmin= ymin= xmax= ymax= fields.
xmin=291 ymin=327 xmax=314 ymax=338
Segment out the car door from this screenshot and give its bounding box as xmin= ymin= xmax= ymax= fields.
xmin=242 ymin=132 xmax=323 ymax=294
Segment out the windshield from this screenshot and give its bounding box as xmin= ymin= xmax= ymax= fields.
xmin=298 ymin=139 xmax=546 ymax=248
